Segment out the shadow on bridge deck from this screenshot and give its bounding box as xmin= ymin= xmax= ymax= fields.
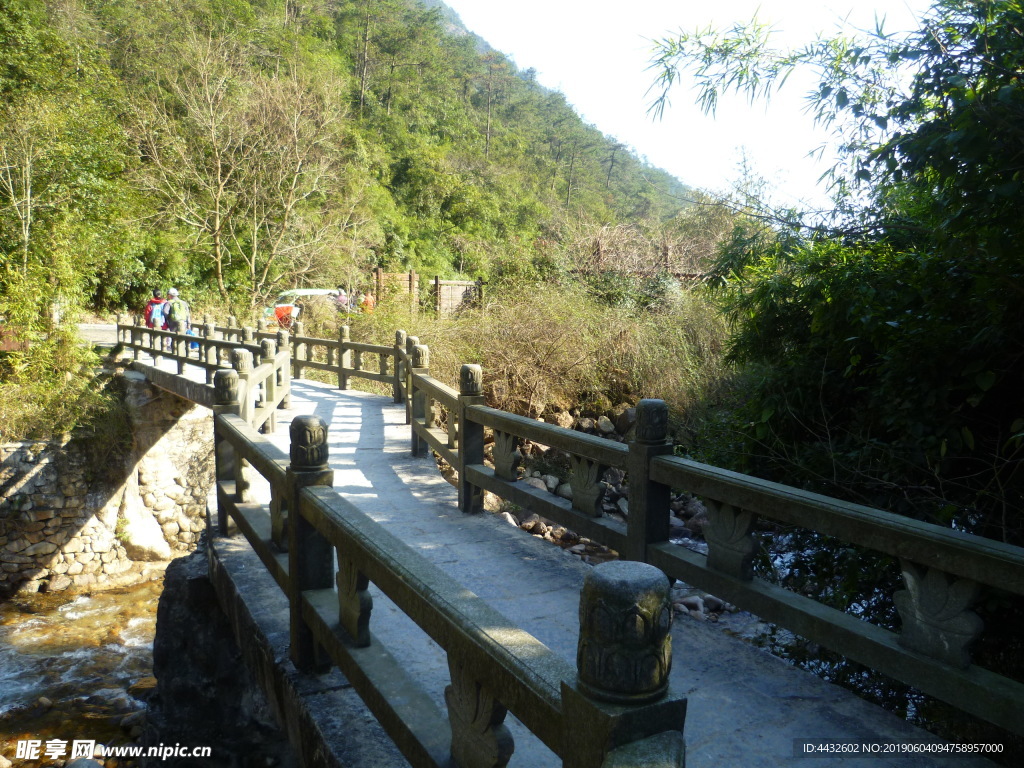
xmin=220 ymin=378 xmax=994 ymax=768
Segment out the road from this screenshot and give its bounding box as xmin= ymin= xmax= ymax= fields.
xmin=77 ymin=323 xmax=118 ymax=347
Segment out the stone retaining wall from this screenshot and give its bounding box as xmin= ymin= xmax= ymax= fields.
xmin=0 ymin=372 xmax=214 ymax=595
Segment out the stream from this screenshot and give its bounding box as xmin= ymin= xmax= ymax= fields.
xmin=0 ymin=580 xmax=161 ymax=766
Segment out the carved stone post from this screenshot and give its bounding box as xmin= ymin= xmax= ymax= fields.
xmin=230 ymin=349 xmax=254 ymax=501
xmin=243 ymin=326 xmax=255 ymax=346
xmin=393 ymin=330 xmax=407 ymax=404
xmin=287 ymin=415 xmax=335 ymax=672
xmin=174 ymin=326 xmax=187 ymax=375
xmin=132 ymin=317 xmax=141 ymax=362
xmin=561 ymin=561 xmax=686 ymax=768
xmin=338 ymin=325 xmax=351 ymax=390
xmin=446 ymin=654 xmax=514 ymax=768
xmin=275 ymin=329 xmax=291 ymax=409
xmin=404 ymin=335 xmax=420 ymax=425
xmin=228 ymin=316 xmax=238 ymax=340
xmin=258 ymin=317 xmax=269 ymax=333
xmin=458 ymin=364 xmax=486 ymax=514
xmin=292 ymin=321 xmax=306 ymax=380
xmin=625 ymin=399 xmax=673 ymax=563
xmin=410 ymin=344 xmax=430 ymax=457
xmin=261 ymin=340 xmax=278 ymax=434
xmin=213 ymin=369 xmax=241 ymax=536
xmin=203 ymin=321 xmax=217 ymax=383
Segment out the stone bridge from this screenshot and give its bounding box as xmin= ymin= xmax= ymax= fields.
xmin=113 ymin=317 xmax=1023 ymax=768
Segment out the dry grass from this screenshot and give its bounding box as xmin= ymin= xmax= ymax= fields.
xmin=337 ymin=283 xmax=731 ymax=423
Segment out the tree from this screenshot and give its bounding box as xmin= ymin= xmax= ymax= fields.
xmin=0 ymin=0 xmax=135 ymax=329
xmin=648 ymin=0 xmax=1024 ymax=542
xmin=135 ymin=31 xmax=356 ymax=308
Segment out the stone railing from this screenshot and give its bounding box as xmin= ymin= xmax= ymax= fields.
xmin=397 ymin=340 xmax=1024 ymax=739
xmin=118 ymin=315 xmax=1024 ymax=737
xmin=210 ymin=369 xmax=687 ymax=768
xmin=116 ymin=316 xmax=291 ymax=433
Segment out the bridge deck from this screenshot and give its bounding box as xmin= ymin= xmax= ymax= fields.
xmin=125 ymin=342 xmax=995 ymax=768
xmin=251 ymin=378 xmax=990 ymax=768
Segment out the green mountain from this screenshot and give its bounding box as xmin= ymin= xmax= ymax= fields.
xmin=0 ymin=0 xmax=695 ymax=316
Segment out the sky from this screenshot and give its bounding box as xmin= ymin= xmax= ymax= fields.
xmin=438 ymin=0 xmax=934 ymax=210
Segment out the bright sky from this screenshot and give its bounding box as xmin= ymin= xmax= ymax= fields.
xmin=439 ymin=0 xmax=933 ymax=210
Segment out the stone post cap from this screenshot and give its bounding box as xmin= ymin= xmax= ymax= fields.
xmin=340 ymin=325 xmax=351 ymax=340
xmin=231 ymin=348 xmax=254 ymax=372
xmin=214 ymin=369 xmax=239 ymax=405
xmin=635 ymin=399 xmax=669 ymax=444
xmin=412 ymin=344 xmax=429 ymax=368
xmin=406 ymin=335 xmax=419 ymax=354
xmin=460 ymin=364 xmax=483 ymax=396
xmin=577 ymin=561 xmax=672 ymax=704
xmin=396 ymin=329 xmax=407 ymax=346
xmin=289 ymin=415 xmax=329 ymax=471
xmin=260 ymin=339 xmax=277 ymax=361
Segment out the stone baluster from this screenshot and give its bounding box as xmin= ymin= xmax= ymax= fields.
xmin=337 ymin=553 xmax=372 ymax=648
xmin=568 ymin=455 xmax=604 ymax=517
xmin=212 ymin=369 xmax=241 ymax=536
xmin=258 ymin=317 xmax=269 ymax=333
xmin=624 ymin=399 xmax=674 ymax=562
xmin=228 ymin=316 xmax=238 ymax=342
xmin=393 ymin=330 xmax=407 ymax=404
xmin=894 ymin=560 xmax=983 ymax=669
xmin=458 ymin=364 xmax=486 ymax=514
xmin=445 ymin=654 xmax=514 ymax=768
xmin=562 ymin=561 xmax=686 ymax=768
xmin=493 ymin=431 xmax=521 ymax=482
xmin=704 ymin=501 xmax=758 ymax=581
xmin=243 ymin=326 xmax=255 ymax=346
xmin=287 ymin=415 xmax=335 ymax=672
xmin=338 ymin=325 xmax=351 ymax=390
xmin=260 ymin=340 xmax=278 ymax=434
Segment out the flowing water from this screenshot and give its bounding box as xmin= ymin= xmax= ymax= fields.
xmin=0 ymin=580 xmax=161 ymax=766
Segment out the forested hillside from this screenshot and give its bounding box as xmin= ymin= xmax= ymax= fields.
xmin=0 ymin=0 xmax=697 ymax=323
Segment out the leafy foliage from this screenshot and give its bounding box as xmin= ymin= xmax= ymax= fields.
xmin=651 ymin=0 xmax=1024 ymax=546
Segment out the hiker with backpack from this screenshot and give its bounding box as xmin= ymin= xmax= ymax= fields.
xmin=165 ymin=288 xmax=191 ymax=334
xmin=143 ymin=289 xmax=167 ymax=330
